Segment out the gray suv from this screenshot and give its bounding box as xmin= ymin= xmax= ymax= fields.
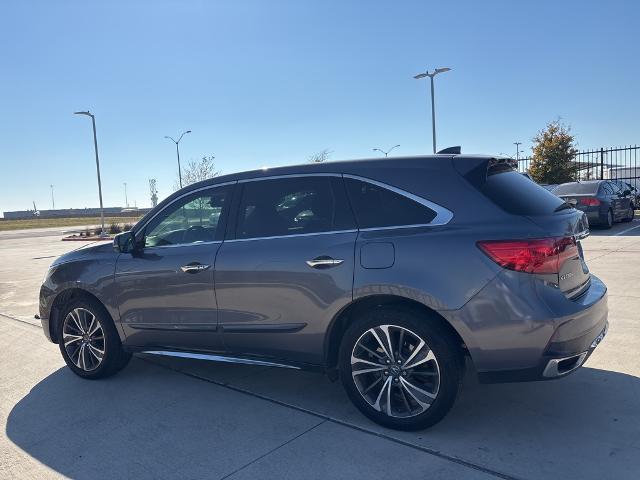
xmin=39 ymin=155 xmax=608 ymax=430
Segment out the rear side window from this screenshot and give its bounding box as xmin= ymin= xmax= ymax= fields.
xmin=236 ymin=176 xmax=355 ymax=239
xmin=344 ymin=178 xmax=436 ymax=228
xmin=554 ymin=182 xmax=599 ymax=195
xmin=598 ymin=183 xmax=613 ymax=195
xmin=479 ymin=171 xmax=565 ymax=215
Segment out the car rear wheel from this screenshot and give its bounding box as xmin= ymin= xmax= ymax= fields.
xmin=604 ymin=209 xmax=613 ymax=229
xmin=339 ymin=307 xmax=462 ymax=430
xmin=58 ymin=297 xmax=131 ymax=379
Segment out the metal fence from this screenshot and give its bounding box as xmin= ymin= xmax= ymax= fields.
xmin=517 ymin=145 xmax=640 ymax=187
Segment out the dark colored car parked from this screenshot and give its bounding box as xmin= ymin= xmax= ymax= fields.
xmin=554 ymin=180 xmax=635 ymax=228
xmin=40 ymin=155 xmax=608 ymax=430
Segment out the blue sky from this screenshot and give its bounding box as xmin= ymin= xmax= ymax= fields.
xmin=1 ymin=0 xmax=638 ymax=214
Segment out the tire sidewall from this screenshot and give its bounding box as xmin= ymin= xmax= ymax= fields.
xmin=58 ymin=297 xmax=124 ymax=379
xmin=605 ymin=209 xmax=613 ymax=228
xmin=339 ymin=307 xmax=461 ymax=430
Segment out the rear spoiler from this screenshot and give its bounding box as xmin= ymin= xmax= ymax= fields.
xmin=452 ymin=156 xmax=517 ymax=186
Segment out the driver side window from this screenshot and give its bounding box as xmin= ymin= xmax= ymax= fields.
xmin=144 ymin=185 xmax=232 ymax=248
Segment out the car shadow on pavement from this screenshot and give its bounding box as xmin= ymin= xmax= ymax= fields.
xmin=6 ymin=357 xmax=640 ymax=480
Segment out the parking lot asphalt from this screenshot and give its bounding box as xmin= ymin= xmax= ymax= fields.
xmin=1 ymin=220 xmax=639 ymax=479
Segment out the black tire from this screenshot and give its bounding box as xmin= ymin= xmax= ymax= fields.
xmin=622 ymin=205 xmax=634 ymax=222
xmin=603 ymin=209 xmax=613 ymax=229
xmin=58 ymin=296 xmax=131 ymax=379
xmin=339 ymin=306 xmax=462 ymax=430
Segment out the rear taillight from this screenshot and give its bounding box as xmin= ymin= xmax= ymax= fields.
xmin=477 ymin=237 xmax=578 ymax=274
xmin=580 ymin=197 xmax=600 ymax=206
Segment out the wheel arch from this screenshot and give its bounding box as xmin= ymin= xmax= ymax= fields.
xmin=324 ymin=294 xmax=469 ymax=372
xmin=48 ymin=288 xmax=112 ymax=343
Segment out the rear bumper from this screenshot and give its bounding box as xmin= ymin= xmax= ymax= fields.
xmin=585 ymin=211 xmax=607 ymax=225
xmin=443 ymin=271 xmax=608 ymax=384
xmin=478 ymin=320 xmax=607 ymax=383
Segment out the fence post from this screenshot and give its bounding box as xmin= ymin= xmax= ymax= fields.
xmin=600 ymin=148 xmax=604 ymax=180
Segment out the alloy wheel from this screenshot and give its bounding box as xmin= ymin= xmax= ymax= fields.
xmin=350 ymin=324 xmax=440 ymax=418
xmin=62 ymin=308 xmax=105 ymax=371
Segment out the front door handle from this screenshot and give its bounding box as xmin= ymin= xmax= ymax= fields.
xmin=306 ymin=256 xmax=344 ymax=269
xmin=180 ymin=263 xmax=211 ymax=274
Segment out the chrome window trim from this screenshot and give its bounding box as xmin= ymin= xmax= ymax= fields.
xmin=226 ymin=171 xmax=452 ymax=242
xmin=136 ymin=180 xmax=237 ymax=234
xmin=226 ymin=229 xmax=357 ymax=243
xmin=342 ymin=174 xmax=454 ymax=226
xmin=144 ymin=240 xmax=222 ymax=251
xmin=237 ymin=173 xmax=342 ymax=183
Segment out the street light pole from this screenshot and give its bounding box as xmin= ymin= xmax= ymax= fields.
xmin=165 ymin=130 xmax=191 ymax=189
xmin=514 ymin=142 xmax=522 ymax=161
xmin=74 ymin=110 xmax=106 ymax=237
xmin=413 ymin=67 xmax=451 ymax=154
xmin=50 ymin=184 xmax=55 ymax=210
xmin=123 ymin=182 xmax=128 ymax=208
xmin=372 ymin=144 xmax=401 ymax=157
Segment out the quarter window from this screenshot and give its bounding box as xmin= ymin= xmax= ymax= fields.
xmin=235 ymin=177 xmax=354 ymax=239
xmin=344 ymin=178 xmax=437 ymax=228
xmin=144 ymin=186 xmax=232 ymax=247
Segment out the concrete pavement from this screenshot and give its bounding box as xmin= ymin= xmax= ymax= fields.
xmin=1 ymin=222 xmax=639 ymax=479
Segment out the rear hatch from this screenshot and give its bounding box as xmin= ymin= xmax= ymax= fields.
xmin=456 ymin=158 xmax=591 ymax=298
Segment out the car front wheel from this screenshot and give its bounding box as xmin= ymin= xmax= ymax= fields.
xmin=58 ymin=297 xmax=131 ymax=379
xmin=339 ymin=307 xmax=462 ymax=430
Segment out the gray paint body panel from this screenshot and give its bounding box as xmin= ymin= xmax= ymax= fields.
xmin=39 ymin=155 xmax=609 ymax=382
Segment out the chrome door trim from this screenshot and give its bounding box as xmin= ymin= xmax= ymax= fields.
xmin=141 ymin=350 xmax=300 ymax=369
xmin=226 ymin=229 xmax=358 ymax=243
xmin=144 ymin=240 xmax=222 ymax=251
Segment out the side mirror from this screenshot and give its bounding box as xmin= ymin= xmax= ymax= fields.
xmin=113 ymin=231 xmax=140 ymax=253
xmin=624 ymin=189 xmax=631 ymax=196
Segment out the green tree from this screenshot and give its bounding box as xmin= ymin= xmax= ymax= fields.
xmin=528 ymin=120 xmax=577 ymax=184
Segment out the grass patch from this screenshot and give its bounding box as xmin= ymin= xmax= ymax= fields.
xmin=0 ymin=216 xmax=143 ymax=232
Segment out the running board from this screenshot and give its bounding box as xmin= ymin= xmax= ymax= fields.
xmin=141 ymin=350 xmax=300 ymax=370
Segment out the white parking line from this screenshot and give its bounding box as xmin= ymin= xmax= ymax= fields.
xmin=614 ymin=219 xmax=640 ymax=236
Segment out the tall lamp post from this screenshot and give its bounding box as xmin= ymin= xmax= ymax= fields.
xmin=413 ymin=67 xmax=451 ymax=154
xmin=164 ymin=130 xmax=191 ymax=189
xmin=74 ymin=110 xmax=106 ymax=237
xmin=50 ymin=184 xmax=55 ymax=210
xmin=514 ymin=141 xmax=523 ymax=161
xmin=123 ymin=182 xmax=128 ymax=208
xmin=372 ymin=144 xmax=401 ymax=157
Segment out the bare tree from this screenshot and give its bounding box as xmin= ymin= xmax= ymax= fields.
xmin=308 ymin=149 xmax=332 ymax=163
xmin=175 ymin=155 xmax=220 ymax=190
xmin=149 ymin=178 xmax=158 ymax=207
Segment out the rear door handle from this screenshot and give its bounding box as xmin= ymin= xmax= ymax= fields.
xmin=180 ymin=263 xmax=211 ymax=274
xmin=306 ymin=256 xmax=344 ymax=269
